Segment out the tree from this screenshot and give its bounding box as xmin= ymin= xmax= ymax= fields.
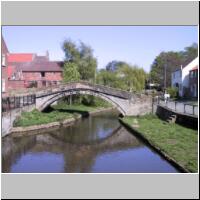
xmin=149 ymin=43 xmax=198 ymax=90
xmin=180 ymin=43 xmax=198 ymax=66
xmin=118 ymin=64 xmax=147 ymax=92
xmin=63 ymin=62 xmax=80 ymax=83
xmin=96 ymin=69 xmax=124 ymax=89
xmin=62 ymin=39 xmax=97 ymax=82
xmin=150 ymin=51 xmax=183 ymax=88
xmin=105 ymin=60 xmax=128 ymax=72
xmin=62 ymin=39 xmax=80 ymax=62
xmin=97 ymin=64 xmax=147 ymax=92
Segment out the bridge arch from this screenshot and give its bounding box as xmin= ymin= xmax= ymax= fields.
xmin=37 ymin=89 xmax=126 ymax=115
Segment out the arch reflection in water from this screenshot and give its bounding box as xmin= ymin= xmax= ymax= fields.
xmin=2 ymin=110 xmax=179 ymax=173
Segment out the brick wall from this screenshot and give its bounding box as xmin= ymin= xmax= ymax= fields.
xmin=22 ymin=72 xmax=62 ymax=81
xmin=5 ymin=71 xmax=63 ymax=91
xmin=2 ymin=67 xmax=8 ymax=93
xmin=7 ymin=80 xmax=26 ymax=91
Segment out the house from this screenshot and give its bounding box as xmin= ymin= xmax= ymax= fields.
xmin=171 ymin=57 xmax=199 ymax=97
xmin=7 ymin=52 xmax=63 ymax=90
xmin=2 ymin=37 xmax=64 ymax=92
xmin=189 ymin=65 xmax=198 ymax=98
xmin=2 ymin=37 xmax=9 ymax=93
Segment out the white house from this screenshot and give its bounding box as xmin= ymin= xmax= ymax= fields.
xmin=171 ymin=57 xmax=199 ymax=97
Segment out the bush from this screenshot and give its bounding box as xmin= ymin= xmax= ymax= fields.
xmin=166 ymin=87 xmax=178 ymax=99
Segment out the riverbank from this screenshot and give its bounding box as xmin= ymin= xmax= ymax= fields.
xmin=11 ymin=104 xmax=115 ymax=136
xmin=120 ymin=114 xmax=198 ymax=173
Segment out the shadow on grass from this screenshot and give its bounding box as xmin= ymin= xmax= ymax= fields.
xmin=43 ymin=106 xmax=90 ymax=117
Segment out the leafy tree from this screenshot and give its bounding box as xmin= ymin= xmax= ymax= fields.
xmin=166 ymin=87 xmax=179 ymax=99
xmin=62 ymin=39 xmax=97 ymax=82
xmin=97 ymin=64 xmax=147 ymax=92
xmin=105 ymin=60 xmax=128 ymax=72
xmin=63 ymin=62 xmax=80 ymax=83
xmin=180 ymin=43 xmax=198 ymax=66
xmin=150 ymin=43 xmax=198 ymax=89
xmin=96 ymin=69 xmax=126 ymax=89
xmin=118 ymin=64 xmax=147 ymax=92
xmin=62 ymin=39 xmax=80 ymax=62
xmin=150 ymin=51 xmax=183 ymax=88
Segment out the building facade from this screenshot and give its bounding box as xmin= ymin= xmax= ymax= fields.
xmin=189 ymin=66 xmax=198 ymax=98
xmin=171 ymin=57 xmax=198 ymax=98
xmin=2 ymin=37 xmax=9 ymax=93
xmin=2 ymin=38 xmax=63 ymax=92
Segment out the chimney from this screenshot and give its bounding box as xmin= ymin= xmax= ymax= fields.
xmin=46 ymin=50 xmax=49 ymax=60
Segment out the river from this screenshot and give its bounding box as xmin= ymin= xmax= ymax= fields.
xmin=2 ymin=110 xmax=179 ymax=173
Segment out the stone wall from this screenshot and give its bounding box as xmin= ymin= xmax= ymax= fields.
xmin=153 ymin=104 xmax=198 ymax=129
xmin=2 ymin=104 xmax=36 ymax=137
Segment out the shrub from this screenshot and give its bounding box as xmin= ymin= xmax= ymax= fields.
xmin=166 ymin=87 xmax=178 ymax=99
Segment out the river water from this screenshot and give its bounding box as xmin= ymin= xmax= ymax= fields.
xmin=2 ymin=110 xmax=179 ymax=173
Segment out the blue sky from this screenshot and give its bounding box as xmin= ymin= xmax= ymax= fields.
xmin=2 ymin=26 xmax=198 ymax=72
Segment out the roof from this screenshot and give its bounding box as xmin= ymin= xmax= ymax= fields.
xmin=172 ymin=57 xmax=199 ymax=73
xmin=7 ymin=50 xmax=63 ymax=72
xmin=8 ymin=53 xmax=34 ymax=62
xmin=34 ymin=55 xmax=49 ymax=62
xmin=190 ymin=65 xmax=198 ymax=71
xmin=2 ymin=37 xmax=9 ymax=54
xmin=9 ymin=61 xmax=63 ymax=72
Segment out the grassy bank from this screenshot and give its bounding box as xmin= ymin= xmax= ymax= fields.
xmin=122 ymin=114 xmax=198 ymax=173
xmin=14 ymin=102 xmax=112 ymax=127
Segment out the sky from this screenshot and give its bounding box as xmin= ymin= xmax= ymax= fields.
xmin=2 ymin=26 xmax=198 ymax=72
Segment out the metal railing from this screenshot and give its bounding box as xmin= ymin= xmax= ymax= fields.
xmin=2 ymin=94 xmax=36 ymax=113
xmin=153 ymin=97 xmax=198 ymax=116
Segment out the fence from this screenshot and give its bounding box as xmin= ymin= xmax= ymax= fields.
xmin=153 ymin=97 xmax=198 ymax=116
xmin=2 ymin=94 xmax=36 ymax=113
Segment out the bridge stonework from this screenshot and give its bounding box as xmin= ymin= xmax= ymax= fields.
xmin=35 ymin=82 xmax=153 ymax=116
xmin=2 ymin=82 xmax=152 ymax=137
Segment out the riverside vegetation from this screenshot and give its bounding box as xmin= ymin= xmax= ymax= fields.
xmin=14 ymin=95 xmax=112 ymax=127
xmin=122 ymin=114 xmax=198 ymax=172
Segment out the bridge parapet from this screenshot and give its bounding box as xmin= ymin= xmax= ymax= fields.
xmin=35 ymin=81 xmax=133 ymax=99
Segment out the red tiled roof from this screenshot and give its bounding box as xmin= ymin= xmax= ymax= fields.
xmin=9 ymin=61 xmax=63 ymax=72
xmin=8 ymin=53 xmax=34 ymax=62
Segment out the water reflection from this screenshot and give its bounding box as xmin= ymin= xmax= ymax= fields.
xmin=2 ymin=111 xmax=179 ymax=173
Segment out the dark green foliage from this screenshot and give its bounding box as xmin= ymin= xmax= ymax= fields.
xmin=166 ymin=87 xmax=179 ymax=99
xmin=63 ymin=62 xmax=80 ymax=82
xmin=150 ymin=43 xmax=198 ymax=88
xmin=14 ymin=97 xmax=112 ymax=127
xmin=62 ymin=39 xmax=97 ymax=82
xmin=97 ymin=64 xmax=147 ymax=92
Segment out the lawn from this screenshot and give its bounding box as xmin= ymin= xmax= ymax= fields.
xmin=123 ymin=114 xmax=198 ymax=173
xmin=14 ymin=103 xmax=111 ymax=127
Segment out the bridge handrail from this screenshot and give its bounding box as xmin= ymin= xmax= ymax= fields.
xmin=2 ymin=94 xmax=36 ymax=113
xmin=153 ymin=97 xmax=198 ymax=116
xmin=5 ymin=81 xmax=150 ymax=100
xmin=59 ymin=81 xmax=132 ymax=95
xmin=35 ymin=81 xmax=134 ymax=99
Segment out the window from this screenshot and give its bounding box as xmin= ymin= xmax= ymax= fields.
xmin=41 ymin=72 xmax=45 ymax=77
xmin=42 ymin=81 xmax=46 ymax=87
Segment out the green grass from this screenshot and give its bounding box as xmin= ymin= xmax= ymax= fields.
xmin=123 ymin=114 xmax=198 ymax=173
xmin=14 ymin=103 xmax=111 ymax=127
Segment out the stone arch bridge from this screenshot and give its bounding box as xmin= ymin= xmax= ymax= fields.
xmin=35 ymin=81 xmax=152 ymax=116
xmin=2 ymin=81 xmax=152 ymax=137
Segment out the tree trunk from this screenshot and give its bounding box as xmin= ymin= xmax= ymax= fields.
xmin=70 ymin=95 xmax=72 ymax=106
